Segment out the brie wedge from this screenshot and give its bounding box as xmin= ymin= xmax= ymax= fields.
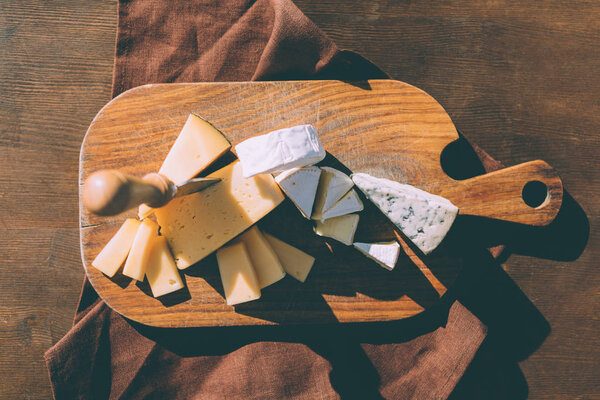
xmin=353 ymin=241 xmax=401 ymax=271
xmin=352 ymin=173 xmax=458 ymax=255
xmin=314 ymin=213 xmax=360 ymax=246
xmin=275 ymin=166 xmax=321 ymax=218
xmin=312 ymin=167 xmax=354 ymax=219
xmin=235 ymin=125 xmax=326 ymax=178
xmin=320 ymin=189 xmax=363 ymax=221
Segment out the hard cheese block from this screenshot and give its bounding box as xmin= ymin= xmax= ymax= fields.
xmin=91 ymin=218 xmax=141 ymax=277
xmin=122 ymin=218 xmax=159 ymax=281
xmin=234 ymin=226 xmax=285 ymax=288
xmin=314 ymin=213 xmax=360 ymax=246
xmin=312 ymin=167 xmax=354 ymax=220
xmin=235 ymin=125 xmax=325 ymax=178
xmin=353 ymin=241 xmax=401 ymax=271
xmin=216 ymin=242 xmax=261 ymax=306
xmin=320 ymin=188 xmax=363 ymax=221
xmin=145 ymin=236 xmax=184 ymax=297
xmin=264 ymin=233 xmax=315 ymax=282
xmin=352 ymin=173 xmax=458 ymax=255
xmin=275 ymin=166 xmax=321 ymax=218
xmin=155 ymin=161 xmax=285 ymax=269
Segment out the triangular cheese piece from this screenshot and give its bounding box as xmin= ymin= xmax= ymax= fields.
xmin=275 ymin=166 xmax=321 ymax=218
xmin=264 ymin=233 xmax=315 ymax=283
xmin=145 ymin=236 xmax=185 ymax=297
xmin=320 ymin=188 xmax=363 ymax=221
xmin=352 ymin=173 xmax=458 ymax=255
xmin=314 ymin=213 xmax=359 ymax=246
xmin=353 ymin=241 xmax=401 ymax=271
xmin=92 ymin=218 xmax=141 ymax=277
xmin=312 ymin=167 xmax=354 ymax=219
xmin=233 ymin=226 xmax=286 ymax=288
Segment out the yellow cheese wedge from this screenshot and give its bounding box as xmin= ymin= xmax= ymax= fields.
xmin=314 ymin=213 xmax=359 ymax=246
xmin=216 ymin=242 xmax=261 ymax=306
xmin=123 ymin=218 xmax=159 ymax=281
xmin=233 ymin=226 xmax=285 ymax=288
xmin=263 ymin=233 xmax=315 ymax=283
xmin=155 ymin=161 xmax=285 ymax=269
xmin=91 ymin=218 xmax=141 ymax=277
xmin=145 ymin=236 xmax=184 ymax=297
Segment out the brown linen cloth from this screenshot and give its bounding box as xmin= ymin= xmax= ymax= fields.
xmin=45 ymin=0 xmax=495 ymax=398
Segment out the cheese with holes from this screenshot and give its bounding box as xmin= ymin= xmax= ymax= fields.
xmin=264 ymin=233 xmax=315 ymax=282
xmin=312 ymin=167 xmax=354 ymax=219
xmin=320 ymin=189 xmax=363 ymax=221
xmin=352 ymin=173 xmax=458 ymax=255
xmin=123 ymin=218 xmax=158 ymax=281
xmin=138 ymin=114 xmax=231 ymax=218
xmin=92 ymin=218 xmax=141 ymax=277
xmin=235 ymin=125 xmax=325 ymax=178
xmin=145 ymin=236 xmax=184 ymax=297
xmin=216 ymin=242 xmax=261 ymax=305
xmin=234 ymin=226 xmax=285 ymax=288
xmin=353 ymin=241 xmax=401 ymax=271
xmin=275 ymin=166 xmax=321 ymax=218
xmin=314 ymin=213 xmax=359 ymax=246
xmin=155 ymin=161 xmax=284 ymax=269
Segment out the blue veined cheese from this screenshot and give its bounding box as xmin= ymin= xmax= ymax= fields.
xmin=351 ymin=173 xmax=458 ymax=255
xmin=235 ymin=125 xmax=326 ymax=178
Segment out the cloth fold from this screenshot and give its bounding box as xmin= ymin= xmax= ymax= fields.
xmin=47 ymin=0 xmax=491 ymax=398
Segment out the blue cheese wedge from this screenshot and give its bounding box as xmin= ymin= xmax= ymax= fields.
xmin=320 ymin=189 xmax=363 ymax=221
xmin=352 ymin=173 xmax=458 ymax=255
xmin=353 ymin=241 xmax=401 ymax=271
xmin=311 ymin=167 xmax=354 ymax=219
xmin=235 ymin=125 xmax=326 ymax=178
xmin=275 ymin=166 xmax=321 ymax=218
xmin=314 ymin=213 xmax=360 ymax=246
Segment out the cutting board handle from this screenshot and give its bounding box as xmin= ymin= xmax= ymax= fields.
xmin=443 ymin=160 xmax=563 ymax=226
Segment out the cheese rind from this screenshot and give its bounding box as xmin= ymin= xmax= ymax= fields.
xmin=145 ymin=236 xmax=184 ymax=297
xmin=353 ymin=241 xmax=401 ymax=271
xmin=216 ymin=242 xmax=261 ymax=306
xmin=122 ymin=218 xmax=159 ymax=281
xmin=92 ymin=218 xmax=141 ymax=277
xmin=234 ymin=226 xmax=285 ymax=288
xmin=314 ymin=213 xmax=360 ymax=246
xmin=319 ymin=189 xmax=363 ymax=221
xmin=351 ymin=173 xmax=458 ymax=255
xmin=312 ymin=167 xmax=354 ymax=219
xmin=155 ymin=161 xmax=284 ymax=269
xmin=235 ymin=125 xmax=326 ymax=178
xmin=275 ymin=166 xmax=321 ymax=218
xmin=264 ymin=233 xmax=315 ymax=282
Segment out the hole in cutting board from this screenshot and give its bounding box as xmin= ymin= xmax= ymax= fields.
xmin=522 ymin=181 xmax=549 ymax=208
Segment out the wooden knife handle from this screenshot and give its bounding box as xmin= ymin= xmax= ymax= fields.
xmin=82 ymin=170 xmax=173 ymax=216
xmin=440 ymin=160 xmax=563 ymax=226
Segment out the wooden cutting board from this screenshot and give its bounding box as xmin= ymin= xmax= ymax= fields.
xmin=79 ymin=80 xmax=562 ymax=327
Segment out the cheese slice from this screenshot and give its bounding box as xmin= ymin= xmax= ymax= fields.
xmin=275 ymin=166 xmax=321 ymax=218
xmin=91 ymin=218 xmax=141 ymax=277
xmin=235 ymin=125 xmax=326 ymax=178
xmin=312 ymin=167 xmax=354 ymax=219
xmin=216 ymin=242 xmax=261 ymax=306
xmin=122 ymin=218 xmax=159 ymax=281
xmin=314 ymin=213 xmax=359 ymax=246
xmin=155 ymin=161 xmax=284 ymax=269
xmin=145 ymin=236 xmax=184 ymax=297
xmin=353 ymin=241 xmax=401 ymax=271
xmin=138 ymin=114 xmax=231 ymax=218
xmin=352 ymin=173 xmax=458 ymax=255
xmin=233 ymin=226 xmax=285 ymax=288
xmin=264 ymin=233 xmax=315 ymax=282
xmin=320 ymin=189 xmax=363 ymax=221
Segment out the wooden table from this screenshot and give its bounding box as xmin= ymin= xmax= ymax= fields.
xmin=1 ymin=1 xmax=598 ymax=398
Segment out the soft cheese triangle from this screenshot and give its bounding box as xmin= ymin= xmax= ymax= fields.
xmin=352 ymin=173 xmax=458 ymax=255
xmin=353 ymin=241 xmax=401 ymax=271
xmin=311 ymin=167 xmax=354 ymax=219
xmin=275 ymin=166 xmax=321 ymax=218
xmin=235 ymin=125 xmax=325 ymax=178
xmin=314 ymin=213 xmax=359 ymax=246
xmin=320 ymin=188 xmax=363 ymax=221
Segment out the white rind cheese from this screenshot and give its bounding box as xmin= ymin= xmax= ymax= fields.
xmin=275 ymin=166 xmax=321 ymax=218
xmin=319 ymin=188 xmax=363 ymax=221
xmin=235 ymin=125 xmax=326 ymax=178
xmin=311 ymin=167 xmax=354 ymax=219
xmin=353 ymin=241 xmax=401 ymax=271
xmin=314 ymin=213 xmax=360 ymax=246
xmin=351 ymin=173 xmax=458 ymax=255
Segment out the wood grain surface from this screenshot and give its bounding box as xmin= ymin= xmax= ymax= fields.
xmin=1 ymin=0 xmax=598 ymax=398
xmin=80 ymin=80 xmax=563 ymax=327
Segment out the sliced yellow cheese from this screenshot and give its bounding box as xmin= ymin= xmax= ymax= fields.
xmin=123 ymin=218 xmax=158 ymax=281
xmin=91 ymin=218 xmax=141 ymax=277
xmin=216 ymin=242 xmax=261 ymax=306
xmin=155 ymin=161 xmax=285 ymax=269
xmin=314 ymin=213 xmax=360 ymax=246
xmin=263 ymin=233 xmax=315 ymax=283
xmin=145 ymin=236 xmax=184 ymax=297
xmin=233 ymin=226 xmax=285 ymax=288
